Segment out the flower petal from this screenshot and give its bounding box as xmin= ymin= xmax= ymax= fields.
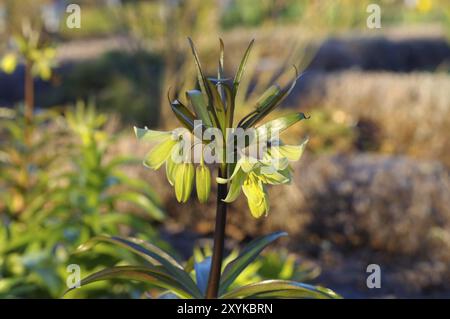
xmin=165 ymin=156 xmax=177 ymax=186
xmin=135 ymin=127 xmax=172 ymax=143
xmin=174 ymin=162 xmax=194 ymax=203
xmin=242 ymin=178 xmax=269 ymax=218
xmin=144 ymin=138 xmax=177 ymax=170
xmin=223 ymin=169 xmax=246 ymax=203
xmin=196 ymin=164 xmax=211 ymax=203
xmin=275 ymin=138 xmax=309 ymax=161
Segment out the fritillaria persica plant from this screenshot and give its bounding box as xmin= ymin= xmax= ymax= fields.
xmin=67 ymin=39 xmax=340 ymax=299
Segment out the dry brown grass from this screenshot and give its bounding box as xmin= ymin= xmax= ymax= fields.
xmin=297 ymin=71 xmax=450 ymax=166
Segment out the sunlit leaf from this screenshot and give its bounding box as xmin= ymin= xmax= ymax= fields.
xmin=116 ymin=192 xmax=164 ymax=221
xmin=76 ymin=236 xmax=202 ymax=298
xmin=64 ymin=266 xmax=194 ymax=299
xmin=233 ymin=39 xmax=254 ymax=95
xmin=221 ymin=279 xmax=341 ymax=299
xmin=219 ymin=231 xmax=287 ymax=294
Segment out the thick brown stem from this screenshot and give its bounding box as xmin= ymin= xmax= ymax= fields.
xmin=205 ymin=165 xmax=228 ymax=299
xmin=24 ymin=61 xmax=34 ymax=123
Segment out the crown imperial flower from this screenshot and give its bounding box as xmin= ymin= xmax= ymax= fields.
xmin=135 ymin=39 xmax=309 ymax=218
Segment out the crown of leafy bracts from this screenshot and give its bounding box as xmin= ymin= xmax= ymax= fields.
xmin=135 ymin=38 xmax=309 ymax=218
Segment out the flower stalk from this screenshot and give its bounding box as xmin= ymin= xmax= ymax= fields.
xmin=206 ymin=164 xmax=228 ymax=299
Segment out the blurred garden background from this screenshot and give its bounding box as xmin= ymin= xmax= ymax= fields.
xmin=1 ymin=0 xmax=450 ymax=298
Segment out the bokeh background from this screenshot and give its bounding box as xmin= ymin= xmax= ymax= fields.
xmin=1 ymin=0 xmax=450 ymax=298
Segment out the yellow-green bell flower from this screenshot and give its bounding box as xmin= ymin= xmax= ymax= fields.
xmin=174 ymin=162 xmax=195 ymax=203
xmin=267 ymin=138 xmax=309 ymax=162
xmin=217 ymin=156 xmax=288 ymax=218
xmin=196 ymin=163 xmax=211 ymax=203
xmin=135 ymin=126 xmax=197 ymax=203
xmin=219 ymin=138 xmax=308 ymax=218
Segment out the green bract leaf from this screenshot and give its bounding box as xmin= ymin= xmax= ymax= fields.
xmin=170 ymin=99 xmax=197 ymax=131
xmin=64 ymin=266 xmax=194 ymax=299
xmin=233 ymin=39 xmax=254 ymax=95
xmin=207 ymin=79 xmax=226 ymax=131
xmin=256 ymin=113 xmax=308 ymax=141
xmin=239 ymin=67 xmax=300 ymax=128
xmin=221 ymin=279 xmax=341 ymax=299
xmin=219 ymin=231 xmax=287 ymax=295
xmin=188 ymin=37 xmax=211 ymax=107
xmin=187 ymin=90 xmax=212 ymax=126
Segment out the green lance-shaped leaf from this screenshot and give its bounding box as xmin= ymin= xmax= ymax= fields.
xmin=174 ymin=162 xmax=195 ymax=203
xmin=221 ymin=280 xmax=341 ymax=299
xmin=186 ymin=90 xmax=213 ymax=127
xmin=64 ymin=266 xmax=194 ymax=299
xmin=170 ymin=99 xmax=196 ymax=131
xmin=233 ymin=39 xmax=254 ymax=95
xmin=196 ymin=164 xmax=211 ymax=203
xmin=219 ymin=231 xmax=288 ymax=295
xmin=115 ymin=192 xmax=165 ymax=221
xmin=187 ymin=38 xmax=220 ymax=128
xmin=76 ymin=236 xmax=202 ymax=298
xmin=239 ymin=66 xmax=300 ymax=128
xmin=218 ymin=38 xmax=226 ymax=105
xmin=188 ymin=37 xmax=211 ymax=105
xmin=207 ymin=79 xmax=226 ymax=131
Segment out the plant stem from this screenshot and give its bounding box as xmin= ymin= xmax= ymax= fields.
xmin=24 ymin=60 xmax=34 ymax=124
xmin=205 ymin=165 xmax=228 ymax=299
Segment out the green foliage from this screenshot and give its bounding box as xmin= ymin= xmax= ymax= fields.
xmin=66 ymin=232 xmax=340 ymax=299
xmin=0 ymin=105 xmax=164 ymax=298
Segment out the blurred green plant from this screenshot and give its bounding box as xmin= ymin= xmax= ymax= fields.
xmin=0 ymin=104 xmax=164 ymax=298
xmin=0 ymin=22 xmax=56 ymax=123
